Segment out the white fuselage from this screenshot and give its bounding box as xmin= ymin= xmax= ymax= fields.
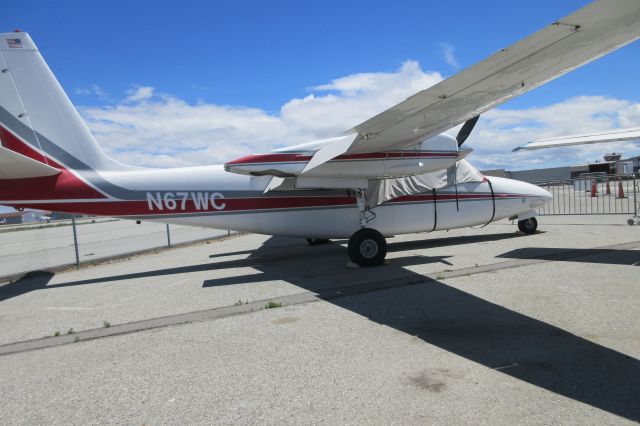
xmin=87 ymin=165 xmax=552 ymax=239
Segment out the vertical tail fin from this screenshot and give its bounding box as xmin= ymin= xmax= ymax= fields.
xmin=0 ymin=31 xmax=119 ymax=172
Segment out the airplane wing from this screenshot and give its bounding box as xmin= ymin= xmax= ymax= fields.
xmin=347 ymin=0 xmax=640 ymax=154
xmin=514 ymin=127 xmax=640 ymax=151
xmin=225 ymin=0 xmax=640 ymax=189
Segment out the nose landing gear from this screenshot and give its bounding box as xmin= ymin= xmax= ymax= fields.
xmin=518 ymin=217 xmax=538 ymax=234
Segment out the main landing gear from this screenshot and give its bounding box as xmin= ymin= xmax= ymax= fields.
xmin=517 ymin=217 xmax=538 ymax=234
xmin=346 ymin=189 xmax=387 ymax=267
xmin=348 ymin=228 xmax=387 ymax=267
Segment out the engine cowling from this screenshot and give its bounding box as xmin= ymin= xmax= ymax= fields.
xmin=225 ymin=133 xmax=463 ymax=179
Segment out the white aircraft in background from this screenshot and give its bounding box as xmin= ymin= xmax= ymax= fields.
xmin=515 ymin=128 xmax=640 ymax=152
xmin=0 ymin=0 xmax=639 ymax=266
xmin=515 ymin=126 xmax=640 ymax=226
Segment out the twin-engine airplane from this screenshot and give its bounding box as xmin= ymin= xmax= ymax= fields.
xmin=1 ymin=0 xmax=640 ymax=266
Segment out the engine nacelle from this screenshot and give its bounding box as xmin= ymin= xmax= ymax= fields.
xmin=225 ymin=133 xmax=464 ymax=179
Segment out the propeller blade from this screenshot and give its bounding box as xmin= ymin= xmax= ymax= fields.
xmin=456 ymin=116 xmax=480 ymax=147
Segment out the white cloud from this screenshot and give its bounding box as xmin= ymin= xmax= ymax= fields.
xmin=78 ymin=62 xmax=640 ymax=170
xmin=74 ymin=84 xmax=108 ymax=98
xmin=80 ymin=61 xmax=443 ymax=167
xmin=125 ymin=86 xmax=155 ymax=103
xmin=440 ymin=42 xmax=460 ymax=70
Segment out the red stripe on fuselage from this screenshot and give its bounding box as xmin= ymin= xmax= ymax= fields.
xmin=0 ymin=172 xmax=106 ymax=201
xmin=389 ymin=193 xmax=530 ymax=203
xmin=18 ymin=196 xmax=358 ymax=216
xmin=10 ymin=193 xmax=530 ymax=217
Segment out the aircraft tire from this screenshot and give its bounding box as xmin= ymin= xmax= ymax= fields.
xmin=306 ymin=238 xmax=331 ymax=245
xmin=348 ymin=228 xmax=387 ymax=266
xmin=518 ymin=217 xmax=538 ymax=234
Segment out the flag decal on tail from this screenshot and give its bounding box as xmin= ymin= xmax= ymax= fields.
xmin=6 ymin=39 xmax=22 ymax=48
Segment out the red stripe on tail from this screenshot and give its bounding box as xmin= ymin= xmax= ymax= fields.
xmin=0 ymin=124 xmax=107 ymax=201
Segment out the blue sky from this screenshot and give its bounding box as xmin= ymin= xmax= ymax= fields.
xmin=4 ymin=0 xmax=640 ymax=172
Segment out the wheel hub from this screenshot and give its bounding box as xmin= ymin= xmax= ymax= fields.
xmin=360 ymin=239 xmax=379 ymax=258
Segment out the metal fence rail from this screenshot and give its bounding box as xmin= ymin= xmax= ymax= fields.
xmin=0 ymin=213 xmax=233 ymax=281
xmin=535 ymin=174 xmax=638 ymax=217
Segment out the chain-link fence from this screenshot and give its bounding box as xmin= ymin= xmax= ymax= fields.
xmin=0 ymin=211 xmax=233 ymax=281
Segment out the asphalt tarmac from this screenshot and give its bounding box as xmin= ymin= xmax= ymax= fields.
xmin=0 ymin=215 xmax=638 ymax=424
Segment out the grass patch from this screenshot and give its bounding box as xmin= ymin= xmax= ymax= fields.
xmin=54 ymin=331 xmax=60 ymax=337
xmin=264 ymin=301 xmax=282 ymax=309
xmin=103 ymin=320 xmax=111 ymax=328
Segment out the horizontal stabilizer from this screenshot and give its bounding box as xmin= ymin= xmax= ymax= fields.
xmin=514 ymin=127 xmax=640 ymax=151
xmin=0 ymin=146 xmax=60 ymax=179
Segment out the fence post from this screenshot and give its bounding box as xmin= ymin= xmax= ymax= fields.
xmin=634 ymin=175 xmax=638 ymax=217
xmin=71 ymin=215 xmax=80 ymax=269
xmin=166 ymin=223 xmax=171 ymax=248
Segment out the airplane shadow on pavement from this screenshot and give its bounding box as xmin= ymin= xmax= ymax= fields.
xmin=1 ymin=232 xmax=516 ymax=298
xmin=202 ymin=235 xmax=640 ymax=421
xmin=1 ymin=231 xmax=639 ymax=420
xmin=499 ymin=246 xmax=640 ymax=266
xmin=0 ymin=271 xmax=55 ymax=303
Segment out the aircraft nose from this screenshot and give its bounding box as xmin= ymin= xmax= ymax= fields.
xmin=531 ymin=183 xmax=552 ymax=198
xmin=527 ymin=182 xmax=552 ymax=207
xmin=485 ymin=176 xmax=553 ymax=207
